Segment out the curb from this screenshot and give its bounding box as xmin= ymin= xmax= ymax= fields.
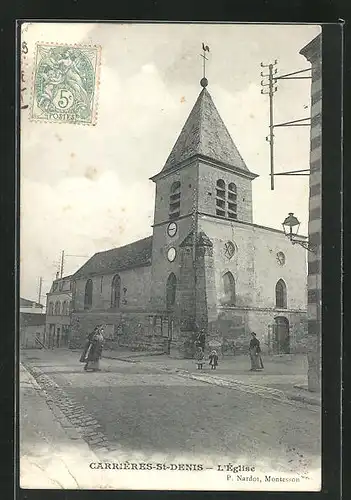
xmin=287 ymin=394 xmax=321 ymax=407
xmin=154 ymin=365 xmax=320 ymax=408
xmin=103 ymin=352 xmax=164 ymax=362
xmin=21 ymin=363 xmax=87 ymax=442
xmin=99 ymin=355 xmax=320 ymax=407
xmin=21 ymin=360 xmax=113 ymax=457
xmin=103 ymin=355 xmax=139 ymax=363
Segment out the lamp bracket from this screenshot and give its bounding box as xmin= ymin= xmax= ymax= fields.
xmin=291 ymin=238 xmax=317 ymax=254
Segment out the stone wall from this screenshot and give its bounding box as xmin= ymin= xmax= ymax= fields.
xmin=199 ymin=216 xmax=307 ymax=311
xmin=207 ymin=307 xmax=307 ymax=355
xmin=74 ymin=265 xmax=151 ymax=313
xmin=70 ymin=310 xmax=168 ymax=352
xmin=150 ymin=215 xmax=194 ymax=310
xmin=152 ymin=162 xmax=198 ymax=225
xmin=20 ymin=325 xmax=45 ymax=349
xmin=300 ymin=33 xmax=322 ymax=392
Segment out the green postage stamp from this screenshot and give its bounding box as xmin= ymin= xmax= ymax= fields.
xmin=30 ymin=43 xmax=101 ymax=125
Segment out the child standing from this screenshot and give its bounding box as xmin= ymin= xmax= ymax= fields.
xmin=194 ymin=346 xmax=204 ymax=370
xmin=209 ymin=350 xmax=219 ymax=370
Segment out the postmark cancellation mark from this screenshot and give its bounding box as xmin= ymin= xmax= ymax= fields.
xmin=30 ymin=43 xmax=101 ymax=125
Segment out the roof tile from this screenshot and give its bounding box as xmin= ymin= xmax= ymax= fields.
xmin=73 ymin=236 xmax=152 ymax=279
xmin=162 ymin=88 xmax=250 ymax=173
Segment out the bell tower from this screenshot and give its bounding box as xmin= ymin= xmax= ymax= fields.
xmin=149 ymin=73 xmax=258 ymax=355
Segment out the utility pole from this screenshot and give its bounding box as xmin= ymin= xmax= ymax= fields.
xmin=60 ymin=250 xmax=65 ymax=278
xmin=38 ymin=276 xmax=43 ymax=306
xmin=260 ymin=60 xmax=312 ymax=190
xmin=260 ymin=61 xmax=278 ymax=190
xmin=268 ymin=64 xmax=275 ymax=191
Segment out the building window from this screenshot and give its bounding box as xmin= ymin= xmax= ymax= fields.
xmin=215 ymin=180 xmax=238 ymax=219
xmin=84 ymin=279 xmax=93 ymax=310
xmin=275 ymin=279 xmax=287 ymax=309
xmin=166 ymin=273 xmax=177 ymax=309
xmin=224 ymin=241 xmax=236 ymax=260
xmin=169 ymin=181 xmax=181 ymax=220
xmin=54 ymin=301 xmax=61 ymax=315
xmin=48 ymin=302 xmax=54 ymax=315
xmin=111 ymin=274 xmax=121 ymax=308
xmin=69 ymin=301 xmax=72 ymax=313
xmin=62 ymin=301 xmax=67 ymax=315
xmin=223 ymin=272 xmax=236 ymax=305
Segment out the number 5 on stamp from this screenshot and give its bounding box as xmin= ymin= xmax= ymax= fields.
xmin=30 ymin=43 xmax=101 ymax=125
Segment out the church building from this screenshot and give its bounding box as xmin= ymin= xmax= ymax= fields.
xmin=70 ymin=77 xmax=307 ymax=358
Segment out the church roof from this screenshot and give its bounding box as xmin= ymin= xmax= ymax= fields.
xmin=161 ymin=87 xmax=250 ymax=174
xmin=73 ymin=236 xmax=153 ymax=279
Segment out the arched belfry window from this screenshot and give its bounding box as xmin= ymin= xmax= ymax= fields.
xmin=169 ymin=181 xmax=181 ymax=220
xmin=48 ymin=302 xmax=54 ymax=315
xmin=216 ymin=179 xmax=226 ymax=217
xmin=111 ymin=274 xmax=121 ymax=308
xmin=223 ymin=271 xmax=236 ymax=305
xmin=275 ymin=279 xmax=287 ymax=309
xmin=216 ymin=179 xmax=238 ymax=220
xmin=166 ymin=273 xmax=177 ymax=309
xmin=228 ymin=183 xmax=237 ymax=219
xmin=84 ymin=279 xmax=93 ymax=310
xmin=62 ymin=301 xmax=67 ymax=315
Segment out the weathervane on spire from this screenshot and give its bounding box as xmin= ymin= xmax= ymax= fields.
xmin=200 ymin=43 xmax=210 ymax=87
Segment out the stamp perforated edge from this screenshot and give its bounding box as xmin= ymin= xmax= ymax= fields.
xmin=28 ymin=42 xmax=102 ymax=127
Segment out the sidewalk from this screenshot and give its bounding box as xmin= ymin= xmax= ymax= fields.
xmin=20 ymin=363 xmax=111 ymax=489
xmin=102 ymin=349 xmax=321 ymax=407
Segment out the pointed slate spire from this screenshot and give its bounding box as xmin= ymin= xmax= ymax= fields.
xmin=162 ymin=87 xmax=252 ymax=174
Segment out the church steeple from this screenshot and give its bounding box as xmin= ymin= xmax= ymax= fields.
xmin=155 ymin=86 xmax=257 ymax=180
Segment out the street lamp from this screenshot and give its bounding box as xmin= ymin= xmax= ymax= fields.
xmin=282 ymin=212 xmax=316 ymax=253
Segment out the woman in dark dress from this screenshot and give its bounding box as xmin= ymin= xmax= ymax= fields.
xmin=249 ymin=332 xmax=264 ymax=371
xmin=80 ymin=326 xmax=104 ymax=372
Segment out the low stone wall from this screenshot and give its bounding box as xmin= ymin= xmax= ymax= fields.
xmin=70 ymin=311 xmax=166 ymax=353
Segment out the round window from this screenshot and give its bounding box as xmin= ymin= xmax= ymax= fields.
xmin=276 ymin=251 xmax=286 ymax=266
xmin=167 ymin=247 xmax=177 ymax=262
xmin=224 ymin=241 xmax=236 ymax=260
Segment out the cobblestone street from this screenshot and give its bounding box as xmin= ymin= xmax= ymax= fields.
xmin=20 ymin=349 xmax=321 ymax=490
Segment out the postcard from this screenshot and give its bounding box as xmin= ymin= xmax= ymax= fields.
xmin=20 ymin=21 xmax=322 ymax=491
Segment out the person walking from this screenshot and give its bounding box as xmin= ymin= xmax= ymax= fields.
xmin=209 ymin=349 xmax=219 ymax=370
xmin=80 ymin=326 xmax=104 ymax=372
xmin=196 ymin=329 xmax=206 ymax=350
xmin=194 ymin=346 xmax=204 ymax=370
xmin=249 ymin=332 xmax=264 ymax=371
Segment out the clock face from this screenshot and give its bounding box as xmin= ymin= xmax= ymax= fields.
xmin=277 ymin=251 xmax=286 ymax=266
xmin=167 ymin=222 xmax=178 ymax=237
xmin=167 ymin=247 xmax=176 ymax=262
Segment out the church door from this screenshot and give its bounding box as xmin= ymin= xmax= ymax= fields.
xmin=274 ymin=316 xmax=290 ymax=354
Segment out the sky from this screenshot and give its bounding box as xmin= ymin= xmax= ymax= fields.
xmin=20 ymin=22 xmax=321 ymax=304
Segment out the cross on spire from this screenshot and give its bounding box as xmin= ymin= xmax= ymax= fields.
xmin=200 ymin=43 xmax=210 ymax=87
